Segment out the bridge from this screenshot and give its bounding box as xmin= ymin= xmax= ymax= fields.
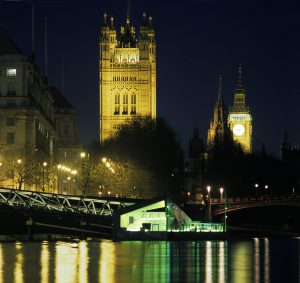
xmin=0 ymin=187 xmax=139 ymax=216
xmin=211 ymin=195 xmax=300 ymax=215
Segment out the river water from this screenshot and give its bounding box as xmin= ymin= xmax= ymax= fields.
xmin=0 ymin=238 xmax=299 ymax=283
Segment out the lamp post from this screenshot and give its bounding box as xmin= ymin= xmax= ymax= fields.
xmin=264 ymin=184 xmax=269 ymax=197
xmin=254 ymin=183 xmax=259 ymax=196
xmin=42 ymin=162 xmax=47 ymax=192
xmin=220 ymin=187 xmax=227 ymax=232
xmin=207 ymin=186 xmax=211 ymax=222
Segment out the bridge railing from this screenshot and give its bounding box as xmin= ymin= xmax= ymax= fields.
xmin=211 ymin=194 xmax=300 ymax=204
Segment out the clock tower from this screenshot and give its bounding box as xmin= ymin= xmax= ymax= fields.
xmin=228 ymin=66 xmax=252 ymax=153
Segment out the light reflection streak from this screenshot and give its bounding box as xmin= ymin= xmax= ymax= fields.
xmin=79 ymin=241 xmax=89 ymax=283
xmin=205 ymin=241 xmax=212 ymax=283
xmin=55 ymin=242 xmax=78 ymax=283
xmin=254 ymin=238 xmax=260 ymax=283
xmin=41 ymin=242 xmax=49 ymax=283
xmin=0 ymin=244 xmax=3 ymax=283
xmin=264 ymin=238 xmax=270 ymax=283
xmin=99 ymin=241 xmax=115 ymax=283
xmin=218 ymin=241 xmax=225 ymax=283
xmin=14 ymin=242 xmax=23 ymax=283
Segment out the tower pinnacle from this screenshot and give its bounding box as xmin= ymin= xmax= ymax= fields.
xmin=103 ymin=12 xmax=108 ymax=26
xmin=218 ymin=74 xmax=222 ymax=99
xmin=126 ymin=0 xmax=131 ymax=24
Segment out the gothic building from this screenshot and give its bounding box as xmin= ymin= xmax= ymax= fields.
xmin=99 ymin=11 xmax=156 ymax=142
xmin=207 ymin=76 xmax=231 ymax=150
xmin=207 ymin=68 xmax=253 ymax=153
xmin=228 ymin=67 xmax=252 ymax=153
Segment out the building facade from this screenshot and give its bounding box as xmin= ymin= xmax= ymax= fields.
xmin=99 ymin=12 xmax=156 ymax=142
xmin=228 ymin=67 xmax=252 ymax=153
xmin=0 ymin=28 xmax=55 ymax=189
xmin=0 ymin=28 xmax=80 ymax=193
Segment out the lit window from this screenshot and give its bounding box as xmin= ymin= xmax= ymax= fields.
xmin=6 ymin=69 xmax=16 ymax=76
xmin=7 ymin=132 xmax=15 ymax=144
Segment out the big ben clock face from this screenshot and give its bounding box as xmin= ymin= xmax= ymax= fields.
xmin=233 ymin=124 xmax=245 ymax=136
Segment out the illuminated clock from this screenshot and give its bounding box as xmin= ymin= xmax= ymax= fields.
xmin=233 ymin=124 xmax=245 ymax=136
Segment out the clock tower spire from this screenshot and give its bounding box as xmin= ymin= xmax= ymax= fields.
xmin=228 ymin=66 xmax=253 ymax=153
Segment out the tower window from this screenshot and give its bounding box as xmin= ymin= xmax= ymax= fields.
xmin=131 ymin=94 xmax=136 ymax=104
xmin=123 ymin=94 xmax=128 ymax=104
xmin=122 ymin=105 xmax=128 ymax=114
xmin=115 ymin=94 xmax=120 ymax=104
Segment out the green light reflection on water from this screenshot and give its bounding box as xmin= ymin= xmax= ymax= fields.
xmin=0 ymin=238 xmax=299 ymax=283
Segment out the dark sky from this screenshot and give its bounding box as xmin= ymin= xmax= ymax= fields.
xmin=1 ymin=0 xmax=300 ymax=156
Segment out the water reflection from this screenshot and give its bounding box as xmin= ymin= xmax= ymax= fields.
xmin=264 ymin=238 xmax=270 ymax=283
xmin=0 ymin=238 xmax=298 ymax=283
xmin=41 ymin=242 xmax=49 ymax=283
xmin=14 ymin=243 xmax=23 ymax=283
xmin=99 ymin=241 xmax=115 ymax=283
xmin=0 ymin=244 xmax=3 ymax=283
xmin=254 ymin=238 xmax=260 ymax=283
xmin=55 ymin=242 xmax=78 ymax=283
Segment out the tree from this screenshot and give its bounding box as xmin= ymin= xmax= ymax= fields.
xmin=92 ymin=117 xmax=184 ymax=198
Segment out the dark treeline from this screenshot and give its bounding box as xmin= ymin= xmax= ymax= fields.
xmin=205 ymin=140 xmax=299 ymax=197
xmin=86 ymin=117 xmax=299 ymax=199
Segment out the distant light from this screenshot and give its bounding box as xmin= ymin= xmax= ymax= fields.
xmin=43 ymin=162 xmax=47 ymax=167
xmin=17 ymin=159 xmax=22 ymax=164
xmin=187 ymin=192 xmax=191 ymax=196
xmin=102 ymin=157 xmax=107 ymax=163
xmin=265 ymin=185 xmax=269 ymax=189
xmin=80 ymin=152 xmax=86 ymax=158
xmin=255 ymin=183 xmax=259 ymax=188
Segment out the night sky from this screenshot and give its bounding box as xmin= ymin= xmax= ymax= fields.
xmin=1 ymin=0 xmax=300 ymax=156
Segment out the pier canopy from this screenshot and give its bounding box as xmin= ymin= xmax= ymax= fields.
xmin=113 ymin=197 xmax=192 ymax=232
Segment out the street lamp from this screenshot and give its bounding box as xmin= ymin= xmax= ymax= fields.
xmin=207 ymin=186 xmax=211 ymax=222
xmin=219 ymin=187 xmax=227 ymax=232
xmin=254 ymin=183 xmax=259 ymax=196
xmin=42 ymin=162 xmax=47 ymax=192
xmin=220 ymin=187 xmax=224 ymax=200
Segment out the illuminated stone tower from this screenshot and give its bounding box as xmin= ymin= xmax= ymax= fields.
xmin=207 ymin=76 xmax=230 ymax=149
xmin=99 ymin=10 xmax=156 ymax=142
xmin=228 ymin=67 xmax=252 ymax=153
